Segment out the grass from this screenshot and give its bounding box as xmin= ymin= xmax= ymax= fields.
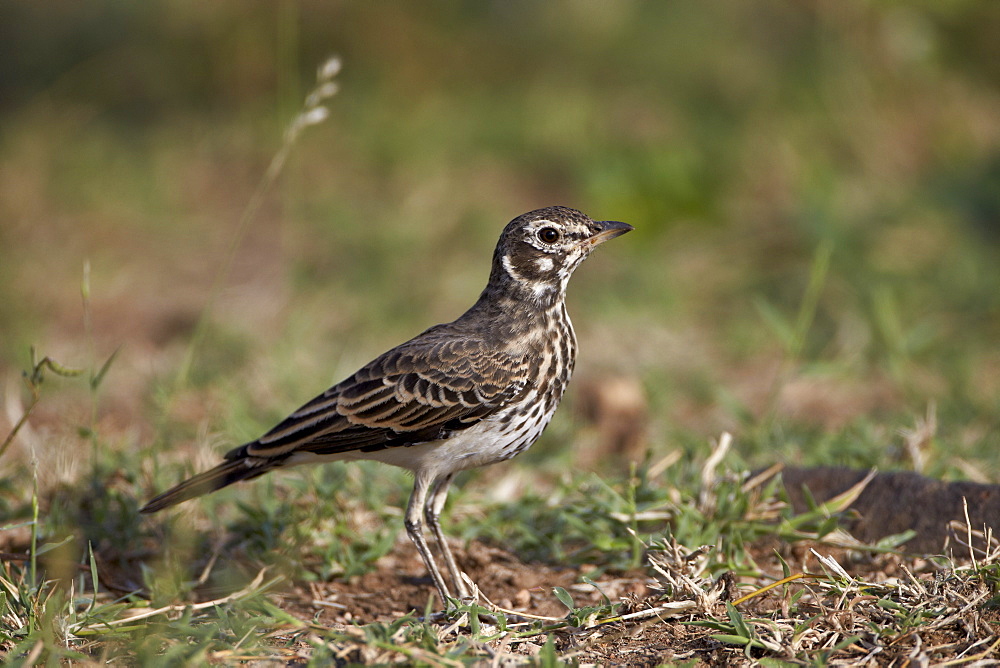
xmin=2 ymin=387 xmax=998 ymax=664
xmin=2 ymin=1 xmax=1000 ymax=664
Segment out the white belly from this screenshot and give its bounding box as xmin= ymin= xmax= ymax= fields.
xmin=284 ymin=405 xmax=553 ymax=479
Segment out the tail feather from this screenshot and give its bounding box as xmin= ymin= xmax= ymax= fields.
xmin=140 ymin=458 xmax=270 ymax=514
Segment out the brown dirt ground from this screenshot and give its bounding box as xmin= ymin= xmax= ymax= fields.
xmin=224 ymin=533 xmax=994 ymax=665
xmin=1 ymin=470 xmax=994 ymax=664
xmin=264 ymin=537 xmax=710 ymax=664
xmin=269 ymin=538 xmax=645 ymax=624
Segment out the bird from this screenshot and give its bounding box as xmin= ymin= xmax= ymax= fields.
xmin=141 ymin=206 xmax=633 ymax=606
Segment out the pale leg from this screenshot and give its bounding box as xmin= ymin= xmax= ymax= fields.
xmin=426 ymin=473 xmax=471 ymax=599
xmin=405 ymin=472 xmax=452 ymax=606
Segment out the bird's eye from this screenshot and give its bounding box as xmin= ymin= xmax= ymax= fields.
xmin=537 ymin=227 xmax=560 ymax=244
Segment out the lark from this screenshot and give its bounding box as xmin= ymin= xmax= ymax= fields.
xmin=141 ymin=206 xmax=632 ymax=605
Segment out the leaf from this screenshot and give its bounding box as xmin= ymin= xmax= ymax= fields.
xmin=91 ymin=346 xmax=123 ymax=391
xmin=537 ymin=634 xmax=559 ymax=668
xmin=875 ymin=530 xmax=917 ymax=550
xmin=581 ymin=575 xmax=610 ymax=605
xmin=552 ymin=587 xmax=575 ymax=611
xmin=725 ymin=602 xmax=752 ymax=638
xmin=753 ymin=297 xmax=794 ymax=349
xmin=712 ymin=634 xmax=767 ymax=650
xmin=774 ymin=549 xmax=791 ymax=580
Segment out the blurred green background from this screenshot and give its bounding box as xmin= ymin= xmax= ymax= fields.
xmin=1 ymin=0 xmax=999 ymax=483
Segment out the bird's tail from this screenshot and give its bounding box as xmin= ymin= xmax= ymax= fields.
xmin=140 ymin=458 xmax=270 ymax=514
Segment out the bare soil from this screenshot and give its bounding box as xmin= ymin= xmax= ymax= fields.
xmin=247 ymin=532 xmax=993 ymax=665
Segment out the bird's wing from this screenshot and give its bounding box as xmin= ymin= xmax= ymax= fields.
xmin=231 ymin=333 xmax=528 ymax=461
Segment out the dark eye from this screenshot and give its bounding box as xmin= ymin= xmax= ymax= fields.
xmin=537 ymin=227 xmax=560 ymax=244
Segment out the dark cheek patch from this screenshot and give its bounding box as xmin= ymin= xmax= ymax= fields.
xmin=512 ymin=246 xmax=566 ymax=282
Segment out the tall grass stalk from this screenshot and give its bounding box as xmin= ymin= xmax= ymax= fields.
xmin=173 ymin=56 xmax=343 ymax=388
xmin=756 ymin=239 xmax=834 ymax=424
xmin=80 ymin=261 xmax=121 ymax=468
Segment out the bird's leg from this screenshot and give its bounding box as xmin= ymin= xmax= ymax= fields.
xmin=426 ymin=473 xmax=471 ymax=600
xmin=405 ymin=473 xmax=453 ymax=607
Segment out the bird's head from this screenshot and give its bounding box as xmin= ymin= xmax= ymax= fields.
xmin=489 ymin=206 xmax=633 ymax=305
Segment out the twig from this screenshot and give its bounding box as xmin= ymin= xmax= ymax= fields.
xmin=70 ymin=569 xmax=277 ymax=631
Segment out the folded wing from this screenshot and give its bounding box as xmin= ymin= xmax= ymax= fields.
xmin=229 ymin=332 xmax=527 ymax=461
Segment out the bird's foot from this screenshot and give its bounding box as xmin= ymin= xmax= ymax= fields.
xmin=430 ymin=603 xmax=502 ymax=632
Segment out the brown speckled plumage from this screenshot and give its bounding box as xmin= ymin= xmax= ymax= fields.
xmin=141 ymin=206 xmax=632 ymax=605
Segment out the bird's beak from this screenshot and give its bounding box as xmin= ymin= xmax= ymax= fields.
xmin=588 ymin=220 xmax=634 ymax=246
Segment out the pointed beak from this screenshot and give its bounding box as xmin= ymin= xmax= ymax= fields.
xmin=588 ymin=220 xmax=634 ymax=246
